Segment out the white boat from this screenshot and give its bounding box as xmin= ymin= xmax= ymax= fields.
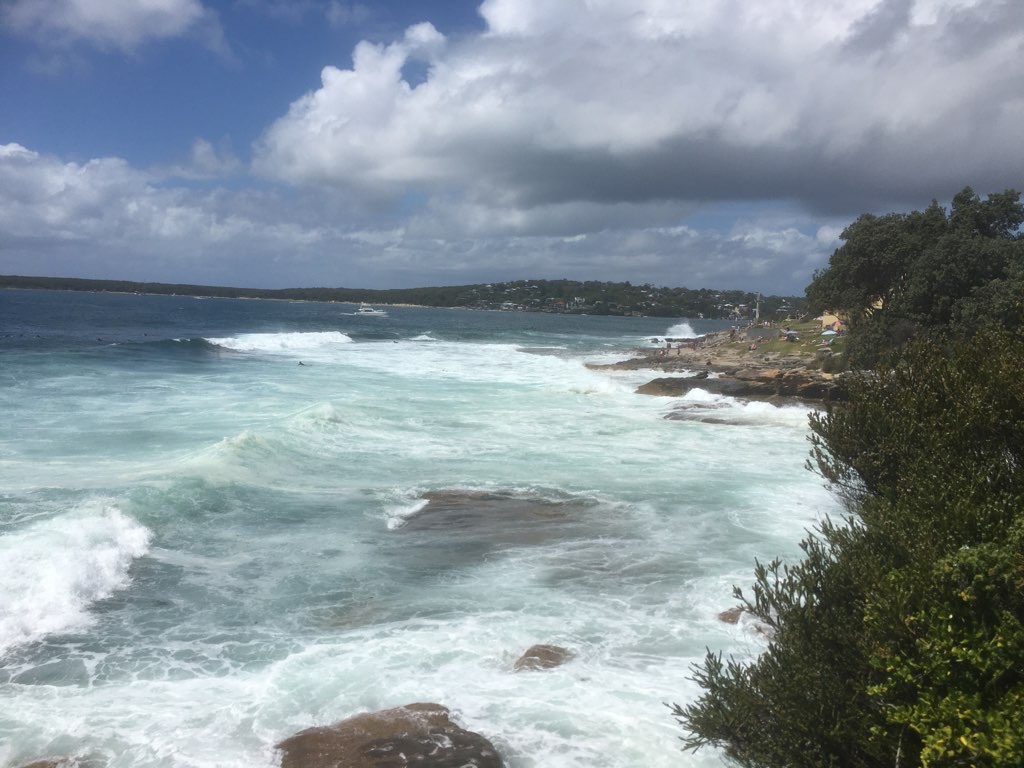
xmin=355 ymin=303 xmax=388 ymax=317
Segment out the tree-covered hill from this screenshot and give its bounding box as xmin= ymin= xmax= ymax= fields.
xmin=0 ymin=274 xmax=803 ymax=321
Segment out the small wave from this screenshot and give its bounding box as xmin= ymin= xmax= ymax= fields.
xmin=410 ymin=334 xmax=439 ymax=342
xmin=292 ymin=402 xmax=347 ymax=428
xmin=180 ymin=429 xmax=274 ymax=474
xmin=205 ymin=331 xmax=354 ymax=356
xmin=672 ymin=389 xmax=812 ymax=427
xmin=384 ymin=498 xmax=431 ymax=530
xmin=0 ymin=501 xmax=151 ymax=656
xmin=164 ymin=337 xmax=225 ymax=356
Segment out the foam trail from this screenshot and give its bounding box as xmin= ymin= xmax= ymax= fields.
xmin=0 ymin=502 xmax=151 ymax=656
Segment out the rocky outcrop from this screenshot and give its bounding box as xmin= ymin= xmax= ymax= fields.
xmin=635 ymin=369 xmax=845 ymax=403
xmin=590 ymin=327 xmax=849 ymax=404
xmin=277 ymin=703 xmax=504 ymax=768
xmin=513 ymin=644 xmax=574 ymax=671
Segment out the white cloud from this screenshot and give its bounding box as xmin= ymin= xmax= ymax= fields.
xmin=1 ymin=0 xmax=223 ymax=52
xmin=0 ymin=141 xmax=833 ymax=293
xmin=5 ymin=0 xmax=1021 ymax=293
xmin=0 ymin=143 xmax=341 ymax=283
xmin=156 ymin=138 xmax=243 ymax=180
xmin=254 ymin=0 xmax=1024 ymax=221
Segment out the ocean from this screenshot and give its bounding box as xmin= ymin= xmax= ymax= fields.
xmin=0 ymin=288 xmax=840 ymax=767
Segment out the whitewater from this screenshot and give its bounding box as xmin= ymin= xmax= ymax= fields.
xmin=0 ymin=289 xmax=840 ymax=767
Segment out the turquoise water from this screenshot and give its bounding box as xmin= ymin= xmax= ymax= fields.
xmin=0 ymin=289 xmax=839 ymax=767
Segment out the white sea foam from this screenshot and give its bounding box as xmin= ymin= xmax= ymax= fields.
xmin=3 ymin=297 xmax=841 ymax=767
xmin=666 ymin=321 xmax=698 ymax=337
xmin=0 ymin=501 xmax=151 ymax=656
xmin=671 ymin=388 xmax=814 ymax=428
xmin=206 ymin=331 xmax=354 ymax=357
xmin=382 ymin=497 xmax=430 ymax=530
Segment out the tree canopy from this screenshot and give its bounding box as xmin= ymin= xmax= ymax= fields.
xmin=805 ymin=186 xmax=1024 ymax=365
xmin=673 ymin=330 xmax=1024 ymax=767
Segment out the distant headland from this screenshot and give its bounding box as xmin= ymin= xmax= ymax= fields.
xmin=1 ymin=274 xmax=804 ymax=321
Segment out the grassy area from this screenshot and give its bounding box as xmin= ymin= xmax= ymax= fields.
xmin=744 ymin=320 xmax=848 ymax=370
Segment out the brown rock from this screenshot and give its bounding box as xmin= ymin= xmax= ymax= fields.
xmin=513 ymin=644 xmax=574 ymax=671
xmin=718 ymin=607 xmax=744 ymax=624
xmin=634 ymin=377 xmax=690 ymax=396
xmin=277 ymin=702 xmax=503 ymax=768
xmin=637 ymin=369 xmax=846 ymax=403
xmin=402 ymin=491 xmax=578 ymax=532
xmin=733 ymin=367 xmax=780 ymax=381
xmin=636 ymin=376 xmax=776 ymax=400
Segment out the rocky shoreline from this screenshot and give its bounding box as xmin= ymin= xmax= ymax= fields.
xmin=589 ymin=328 xmax=847 ymax=404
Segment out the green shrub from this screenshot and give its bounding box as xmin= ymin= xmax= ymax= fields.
xmin=673 ymin=330 xmax=1024 ymax=768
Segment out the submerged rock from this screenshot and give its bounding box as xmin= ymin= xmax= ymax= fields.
xmin=664 ymin=400 xmax=737 ymax=425
xmin=277 ymin=702 xmax=504 ymax=768
xmin=384 ymin=490 xmax=596 ymax=578
xmin=404 ymin=491 xmax=576 ymax=531
xmin=513 ymin=644 xmax=575 ymax=671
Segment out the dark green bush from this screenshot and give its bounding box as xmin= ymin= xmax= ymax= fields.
xmin=673 ymin=330 xmax=1024 ymax=767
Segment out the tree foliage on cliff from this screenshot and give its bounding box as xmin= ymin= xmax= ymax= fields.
xmin=673 ymin=330 xmax=1024 ymax=767
xmin=805 ymin=187 xmax=1024 ymax=365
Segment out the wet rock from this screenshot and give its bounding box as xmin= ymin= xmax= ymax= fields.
xmin=634 ymin=377 xmax=691 ymax=396
xmin=386 ymin=491 xmax=594 ymax=577
xmin=404 ymin=491 xmax=576 ymax=532
xmin=718 ymin=606 xmax=744 ymax=624
xmin=636 ymin=370 xmax=846 ymax=403
xmin=277 ymin=702 xmax=504 ymax=768
xmin=665 ymin=402 xmax=737 ymax=425
xmin=635 ymin=376 xmax=774 ymax=400
xmin=513 ymin=644 xmax=575 ymax=671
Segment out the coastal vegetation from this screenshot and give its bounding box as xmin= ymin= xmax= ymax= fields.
xmin=675 ymin=187 xmax=1024 ymax=766
xmin=0 ymin=274 xmax=800 ymax=320
xmin=805 ymin=186 xmax=1024 ymax=366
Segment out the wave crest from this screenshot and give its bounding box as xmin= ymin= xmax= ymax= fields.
xmin=205 ymin=331 xmax=354 ymax=356
xmin=0 ymin=502 xmax=151 ymax=656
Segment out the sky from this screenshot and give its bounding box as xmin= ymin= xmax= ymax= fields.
xmin=1 ymin=0 xmax=1022 ymax=296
